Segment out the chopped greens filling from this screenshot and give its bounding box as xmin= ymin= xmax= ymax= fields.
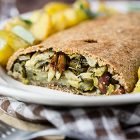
xmin=9 ymin=49 xmax=125 ymax=95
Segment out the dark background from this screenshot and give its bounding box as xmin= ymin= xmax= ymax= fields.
xmin=8 ymin=0 xmax=140 ymax=13
xmin=17 ymin=0 xmax=75 ymax=13
xmin=0 ymin=0 xmax=138 ymax=13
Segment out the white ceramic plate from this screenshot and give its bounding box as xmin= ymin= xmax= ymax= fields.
xmin=0 ymin=3 xmax=140 ymax=106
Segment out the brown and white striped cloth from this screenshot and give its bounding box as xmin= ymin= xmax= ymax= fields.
xmin=0 ymin=96 xmax=140 ymax=140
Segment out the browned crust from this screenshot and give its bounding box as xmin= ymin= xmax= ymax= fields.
xmin=7 ymin=13 xmax=140 ymax=93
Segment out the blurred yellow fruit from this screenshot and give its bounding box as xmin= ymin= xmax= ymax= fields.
xmin=63 ymin=7 xmax=88 ymax=28
xmin=73 ymin=0 xmax=90 ymax=9
xmin=64 ymin=8 xmax=79 ymax=27
xmin=75 ymin=8 xmax=89 ymax=22
xmin=30 ymin=13 xmax=52 ymax=41
xmin=30 ymin=10 xmax=41 ymax=23
xmin=138 ymin=67 xmax=140 ymax=79
xmin=0 ymin=30 xmax=29 ymax=51
xmin=0 ymin=38 xmax=14 ymax=66
xmin=4 ymin=17 xmax=31 ymax=31
xmin=133 ymin=79 xmax=140 ymax=93
xmin=44 ymin=2 xmax=70 ymax=15
xmin=12 ymin=26 xmax=35 ymax=45
xmin=73 ymin=0 xmax=90 ymax=21
xmin=133 ymin=67 xmax=140 ymax=93
xmin=51 ymin=11 xmax=68 ymax=31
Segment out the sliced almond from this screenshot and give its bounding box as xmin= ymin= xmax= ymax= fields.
xmin=55 ymin=71 xmax=61 ymax=80
xmin=47 ymin=66 xmax=55 ymax=82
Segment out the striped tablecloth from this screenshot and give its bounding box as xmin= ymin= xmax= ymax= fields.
xmin=0 ymin=96 xmax=139 ymax=140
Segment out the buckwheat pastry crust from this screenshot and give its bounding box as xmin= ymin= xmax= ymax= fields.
xmin=7 ymin=13 xmax=140 ymax=95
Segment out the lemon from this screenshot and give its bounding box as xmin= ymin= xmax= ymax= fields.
xmin=133 ymin=79 xmax=140 ymax=93
xmin=44 ymin=2 xmax=70 ymax=15
xmin=0 ymin=30 xmax=29 ymax=51
xmin=0 ymin=38 xmax=14 ymax=66
xmin=4 ymin=17 xmax=31 ymax=31
xmin=63 ymin=7 xmax=89 ymax=28
xmin=133 ymin=67 xmax=140 ymax=93
xmin=73 ymin=0 xmax=90 ymax=9
xmin=30 ymin=13 xmax=52 ymax=41
xmin=12 ymin=26 xmax=35 ymax=45
xmin=138 ymin=67 xmax=140 ymax=79
xmin=64 ymin=8 xmax=79 ymax=27
xmin=30 ymin=10 xmax=41 ymax=23
xmin=51 ymin=11 xmax=68 ymax=31
xmin=76 ymin=8 xmax=89 ymax=22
